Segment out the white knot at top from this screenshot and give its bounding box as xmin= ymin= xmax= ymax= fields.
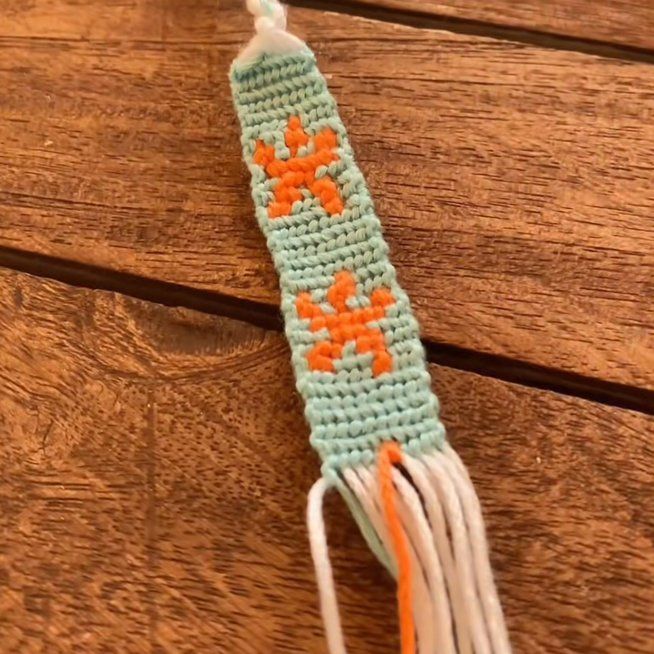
xmin=246 ymin=0 xmax=286 ymax=27
xmin=235 ymin=0 xmax=307 ymax=65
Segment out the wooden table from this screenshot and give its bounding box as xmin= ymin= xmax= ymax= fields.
xmin=1 ymin=1 xmax=653 ymax=652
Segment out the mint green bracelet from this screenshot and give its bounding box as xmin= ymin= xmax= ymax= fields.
xmin=231 ymin=3 xmax=511 ymax=652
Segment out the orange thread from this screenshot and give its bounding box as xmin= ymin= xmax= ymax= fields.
xmin=296 ymin=271 xmax=395 ymax=376
xmin=254 ymin=116 xmax=344 ymax=219
xmin=379 ymin=442 xmax=415 ymax=654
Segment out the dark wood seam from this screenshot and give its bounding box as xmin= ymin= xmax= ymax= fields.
xmin=0 ymin=245 xmax=651 ymax=415
xmin=286 ymin=0 xmax=654 ymax=64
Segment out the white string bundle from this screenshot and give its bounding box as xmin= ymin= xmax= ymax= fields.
xmin=308 ymin=444 xmax=512 ymax=654
xmin=308 ymin=479 xmax=348 ymax=654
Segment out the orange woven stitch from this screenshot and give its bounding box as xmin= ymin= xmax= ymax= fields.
xmin=296 ymin=271 xmax=395 ymax=376
xmin=254 ymin=116 xmax=344 ymax=218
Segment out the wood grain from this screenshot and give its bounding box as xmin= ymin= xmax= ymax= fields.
xmin=328 ymin=0 xmax=654 ymax=51
xmin=0 ymin=0 xmax=653 ymax=391
xmin=1 ymin=269 xmax=653 ymax=653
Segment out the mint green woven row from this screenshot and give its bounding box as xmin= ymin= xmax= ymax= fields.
xmin=231 ymin=52 xmax=445 ymax=472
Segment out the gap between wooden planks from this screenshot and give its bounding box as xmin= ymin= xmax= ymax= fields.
xmin=1 ymin=268 xmax=653 ymax=654
xmin=1 ymin=243 xmax=652 ymax=416
xmin=324 ymin=0 xmax=654 ymax=52
xmin=0 ymin=1 xmax=652 ymax=393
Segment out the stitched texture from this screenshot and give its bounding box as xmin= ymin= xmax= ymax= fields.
xmin=231 ymin=52 xmax=446 ymax=472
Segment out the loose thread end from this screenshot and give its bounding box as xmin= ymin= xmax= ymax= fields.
xmin=307 ymin=477 xmax=348 ymax=654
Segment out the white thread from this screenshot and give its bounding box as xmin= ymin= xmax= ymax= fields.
xmin=394 ymin=469 xmax=457 ymax=654
xmin=355 ymin=465 xmax=435 ymax=654
xmin=344 ymin=467 xmax=441 ymax=651
xmin=307 ymin=478 xmax=348 ymax=654
xmin=345 ymin=467 xmax=439 ymax=652
xmin=403 ymin=455 xmax=473 ymax=654
xmin=441 ymin=445 xmax=512 ymax=654
xmin=343 ymin=468 xmax=395 ymax=574
xmin=246 ymin=0 xmax=285 ymax=26
xmin=337 ymin=475 xmax=391 ymax=571
xmin=424 ymin=452 xmax=493 ymax=654
xmin=236 ymin=0 xmax=308 ymax=64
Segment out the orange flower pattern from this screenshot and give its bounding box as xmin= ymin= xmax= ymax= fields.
xmin=296 ymin=271 xmax=395 ymax=377
xmin=254 ymin=116 xmax=344 ymax=218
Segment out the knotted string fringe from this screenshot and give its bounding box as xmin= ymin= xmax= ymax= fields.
xmin=307 ymin=442 xmax=512 ymax=654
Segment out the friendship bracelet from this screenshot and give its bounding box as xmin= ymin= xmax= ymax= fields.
xmin=230 ymin=3 xmax=511 ymax=652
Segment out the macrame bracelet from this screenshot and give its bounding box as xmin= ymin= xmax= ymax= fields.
xmin=230 ymin=3 xmax=511 ymax=652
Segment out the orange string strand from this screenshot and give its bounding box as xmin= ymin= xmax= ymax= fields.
xmin=379 ymin=442 xmax=415 ymax=654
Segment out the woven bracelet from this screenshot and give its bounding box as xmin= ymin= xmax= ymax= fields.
xmin=230 ymin=3 xmax=511 ymax=652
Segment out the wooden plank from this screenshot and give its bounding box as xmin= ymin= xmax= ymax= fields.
xmin=0 ymin=269 xmax=394 ymax=653
xmin=1 ymin=1 xmax=653 ymax=390
xmin=0 ymin=0 xmax=219 ymax=42
xmin=329 ymin=0 xmax=654 ymax=51
xmin=1 ymin=268 xmax=653 ymax=653
xmin=2 ymin=0 xmax=653 ymax=51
